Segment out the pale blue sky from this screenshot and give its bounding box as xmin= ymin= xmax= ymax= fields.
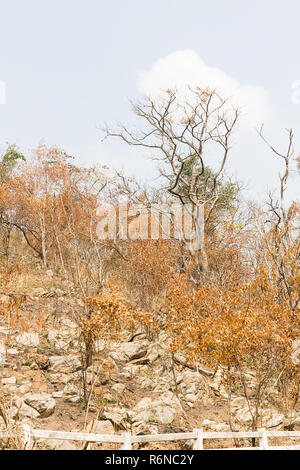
xmin=0 ymin=0 xmax=299 ymax=202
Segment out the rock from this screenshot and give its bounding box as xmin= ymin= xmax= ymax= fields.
xmin=7 ymin=348 xmax=19 ymax=356
xmin=182 ymin=370 xmax=204 ymax=385
xmin=235 ymin=407 xmax=253 ymax=423
xmin=61 ymin=318 xmax=78 ymax=330
xmin=52 ymin=391 xmax=63 ymax=398
xmin=14 ymin=398 xmax=40 ymax=420
xmin=18 ymin=384 xmax=32 ymax=394
xmin=24 ymin=393 xmax=56 ymax=418
xmin=47 ymin=373 xmax=76 ymax=384
xmin=130 ymin=357 xmax=150 ymax=365
xmin=49 ymin=355 xmax=81 ymax=373
xmin=146 ymin=345 xmax=160 ymax=364
xmin=231 ymin=397 xmax=247 ymax=409
xmin=208 ymin=370 xmax=227 ymax=396
xmin=262 ymin=410 xmax=284 ymax=429
xmin=0 ymin=341 xmax=6 ymax=364
xmin=213 ymin=423 xmax=230 ymax=432
xmin=63 ymin=383 xmax=81 ymax=403
xmin=0 ymin=326 xmax=11 ymax=338
xmin=43 ymin=439 xmax=77 ymax=450
xmin=48 ymin=329 xmax=75 ymax=350
xmin=122 ymin=341 xmax=149 ymax=361
xmin=133 ymin=422 xmax=159 ymax=435
xmin=139 ymin=377 xmax=154 ymax=390
xmin=185 ymin=383 xmax=197 ymax=394
xmin=16 ymin=332 xmax=39 ymax=348
xmin=103 ymin=408 xmax=129 ymax=430
xmin=94 ymin=339 xmax=106 ymax=353
xmin=2 ymin=376 xmax=16 ymax=385
xmin=87 ymin=419 xmax=115 ymax=434
xmin=111 ymin=383 xmax=126 ymax=395
xmin=133 ymin=392 xmax=182 ymax=425
xmin=0 ymin=294 xmax=10 ymax=305
xmin=202 ymin=419 xmax=216 ymax=428
xmin=185 ymin=393 xmax=197 ymax=403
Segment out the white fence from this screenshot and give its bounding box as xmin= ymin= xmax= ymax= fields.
xmin=2 ymin=426 xmax=300 ymax=449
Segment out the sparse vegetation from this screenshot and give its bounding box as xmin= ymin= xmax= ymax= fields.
xmin=0 ymin=89 xmax=299 ymax=450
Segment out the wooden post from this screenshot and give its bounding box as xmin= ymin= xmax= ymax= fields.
xmin=193 ymin=428 xmax=204 ymax=450
xmin=258 ymin=428 xmax=269 ymax=450
xmin=121 ymin=432 xmax=132 ymax=450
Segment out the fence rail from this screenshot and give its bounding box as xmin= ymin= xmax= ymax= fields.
xmin=1 ymin=426 xmax=300 ymax=450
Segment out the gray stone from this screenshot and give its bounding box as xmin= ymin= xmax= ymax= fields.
xmin=122 ymin=341 xmax=149 ymax=361
xmin=133 ymin=392 xmax=182 ymax=425
xmin=14 ymin=399 xmax=40 ymax=419
xmin=49 ymin=355 xmax=81 ymax=373
xmin=0 ymin=295 xmax=10 ymax=305
xmin=202 ymin=419 xmax=216 ymax=428
xmin=18 ymin=384 xmax=32 ymax=394
xmin=24 ymin=393 xmax=56 ymax=417
xmin=63 ymin=383 xmax=81 ymax=403
xmin=185 ymin=393 xmax=197 ymax=403
xmin=2 ymin=376 xmax=16 ymax=385
xmin=16 ymin=332 xmax=39 ymax=348
xmin=87 ymin=419 xmax=115 ymax=434
xmin=111 ymin=383 xmax=126 ymax=394
xmin=263 ymin=410 xmax=284 ymax=429
xmin=48 ymin=329 xmax=74 ymax=350
xmin=103 ymin=408 xmax=129 ymax=430
xmin=7 ymin=348 xmax=19 ymax=356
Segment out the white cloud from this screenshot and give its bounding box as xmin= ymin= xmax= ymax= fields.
xmin=138 ymin=50 xmax=271 ymax=130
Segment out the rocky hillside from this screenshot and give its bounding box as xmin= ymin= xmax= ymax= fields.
xmin=1 ymin=291 xmax=300 ymax=450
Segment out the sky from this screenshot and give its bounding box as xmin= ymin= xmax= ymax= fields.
xmin=0 ymin=0 xmax=299 ymax=203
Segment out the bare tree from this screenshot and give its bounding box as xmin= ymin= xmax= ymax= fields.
xmin=103 ymin=88 xmax=239 ymax=278
xmin=257 ymin=126 xmax=300 ymax=312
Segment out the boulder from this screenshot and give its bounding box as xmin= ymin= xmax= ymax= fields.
xmin=122 ymin=341 xmax=149 ymax=361
xmin=18 ymin=384 xmax=32 ymax=394
xmin=0 ymin=294 xmax=10 ymax=305
xmin=61 ymin=318 xmax=78 ymax=331
xmin=132 ymin=421 xmax=159 ymax=435
xmin=111 ymin=383 xmax=126 ymax=395
xmin=262 ymin=410 xmax=284 ymax=429
xmin=24 ymin=393 xmax=56 ymax=418
xmin=185 ymin=393 xmax=197 ymax=403
xmin=63 ymin=383 xmax=81 ymax=403
xmin=48 ymin=329 xmax=74 ymax=350
xmin=133 ymin=391 xmax=182 ymax=425
xmin=87 ymin=419 xmax=115 ymax=434
xmin=49 ymin=355 xmax=81 ymax=373
xmin=103 ymin=408 xmax=129 ymax=430
xmin=47 ymin=372 xmax=75 ymax=384
xmin=235 ymin=406 xmax=253 ymax=423
xmin=2 ymin=377 xmax=16 ymax=385
xmin=14 ymin=400 xmax=40 ymax=420
xmin=7 ymin=348 xmax=19 ymax=356
xmin=16 ymin=332 xmax=39 ymax=348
